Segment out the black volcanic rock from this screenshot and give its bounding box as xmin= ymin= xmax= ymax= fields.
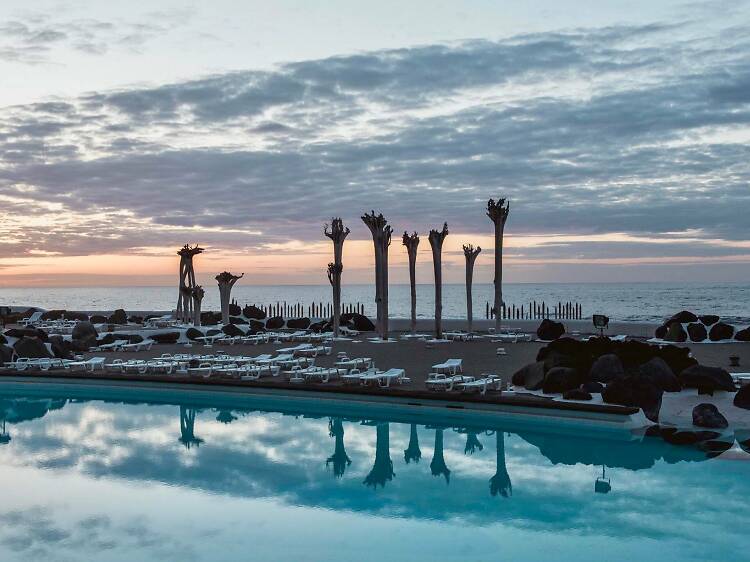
xmin=562 ymin=388 xmax=592 ymax=401
xmin=228 ymin=302 xmax=241 ymax=316
xmin=13 ymin=337 xmax=52 ymax=358
xmin=664 ymin=322 xmax=687 ymax=342
xmin=687 ymin=323 xmax=707 ymax=342
xmin=669 ymin=310 xmax=698 ymax=324
xmin=639 ymin=357 xmax=681 ymax=392
xmin=229 ymin=316 xmax=248 ymax=324
xmin=150 ymin=332 xmax=179 ymax=344
xmin=699 ymin=314 xmax=720 ymax=326
xmin=185 ymin=327 xmax=204 ymax=341
xmin=709 ymin=322 xmax=734 ymax=341
xmin=735 ymin=327 xmax=750 ymax=342
xmin=680 ymin=364 xmax=735 ymax=392
xmin=536 ymin=319 xmax=565 ymax=341
xmin=542 ymin=367 xmax=580 ymax=394
xmin=243 ymin=305 xmax=267 ymax=320
xmin=287 ymin=317 xmax=311 ymax=330
xmin=692 ymin=403 xmax=728 ymax=429
xmin=340 ymin=312 xmax=375 ymax=332
xmin=266 ymin=316 xmax=284 ymax=330
xmin=107 ymin=309 xmax=128 ymax=324
xmin=511 ymin=361 xmax=545 ymax=390
xmin=734 ymin=386 xmax=750 ymax=410
xmin=222 ymin=323 xmax=244 ymax=337
xmin=589 ymin=354 xmax=625 ymax=383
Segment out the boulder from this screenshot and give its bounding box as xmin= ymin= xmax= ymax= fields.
xmin=668 ymin=310 xmax=698 ymax=324
xmin=97 ymin=333 xmax=116 ymax=345
xmin=542 ymin=367 xmax=580 ymax=394
xmin=0 ymin=344 xmax=15 ymax=363
xmin=536 ymin=319 xmax=565 ymax=341
xmin=13 ymin=337 xmax=52 ymax=358
xmin=200 ymin=311 xmax=222 ymax=325
xmin=150 ymin=332 xmax=179 ymax=344
xmin=655 ymin=344 xmax=697 ymax=375
xmin=692 ymin=403 xmax=728 ymax=429
xmin=222 ymin=323 xmax=244 ymax=337
xmin=602 ymin=375 xmax=663 ymax=422
xmin=243 ymin=305 xmax=267 ymax=320
xmin=90 ymin=315 xmax=107 ymax=324
xmin=664 ymin=322 xmax=687 ymax=342
xmin=248 ymin=320 xmax=266 ymax=333
xmin=511 ymin=361 xmax=545 ymax=390
xmin=228 ymin=302 xmax=242 ymax=316
xmin=562 ymin=388 xmax=592 ymax=401
xmin=0 ymin=334 xmax=5 ymax=344
xmin=5 ymin=328 xmax=45 ymax=339
xmin=735 ymin=327 xmax=750 ymax=342
xmin=589 ymin=354 xmax=625 ymax=383
xmin=582 ymin=381 xmax=604 ymax=394
xmin=639 ymin=357 xmax=681 ymax=392
xmin=340 ymin=313 xmax=376 ymax=332
xmin=63 ymin=311 xmax=89 ymax=321
xmin=124 ymin=334 xmax=144 ymax=344
xmin=48 ymin=335 xmax=73 ymax=359
xmin=72 ymin=321 xmax=98 ymax=342
xmin=128 ymin=315 xmax=144 ymax=324
xmin=206 ymin=329 xmax=222 ymax=337
xmin=40 ymin=310 xmax=65 ymax=321
xmin=542 ymin=350 xmax=574 ymax=373
xmin=309 ymin=320 xmax=330 ymax=333
xmin=185 ymin=327 xmax=204 ymax=341
xmin=287 ymin=317 xmax=311 ymax=330
xmin=107 ymin=309 xmax=128 ymax=324
xmin=699 ymin=314 xmax=720 ymax=326
xmin=709 ymin=322 xmax=734 ymax=341
xmin=679 ymin=364 xmax=735 ymax=392
xmin=660 ymin=428 xmax=719 ymax=446
xmin=229 ymin=316 xmax=248 ymax=324
xmin=266 ymin=316 xmax=284 ymax=330
xmin=687 ymin=323 xmax=707 ymax=342
xmin=654 ymin=324 xmax=668 ymax=339
xmin=734 ymin=385 xmax=750 ymax=410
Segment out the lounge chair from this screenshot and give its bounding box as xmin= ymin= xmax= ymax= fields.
xmin=431 ymin=359 xmax=463 ymax=375
xmin=426 ymin=373 xmax=470 ymax=391
xmin=359 ymin=368 xmax=408 ymax=387
xmin=93 ymin=339 xmax=129 ymax=352
xmin=67 ymin=357 xmax=107 ymax=372
xmin=457 ymin=375 xmax=502 ymax=395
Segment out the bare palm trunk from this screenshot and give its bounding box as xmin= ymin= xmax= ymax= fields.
xmin=463 ymin=244 xmax=481 ymax=333
xmin=402 ymin=232 xmax=420 ymax=334
xmin=362 ymin=212 xmax=392 ymax=340
xmin=176 ymin=244 xmax=204 ymax=324
xmin=325 ymin=219 xmax=350 ymax=338
xmin=428 ymin=223 xmax=449 ymax=339
xmin=191 ymin=286 xmax=204 ymax=327
xmin=487 ymin=199 xmax=510 ymax=331
xmin=216 ymin=271 xmax=244 ymax=325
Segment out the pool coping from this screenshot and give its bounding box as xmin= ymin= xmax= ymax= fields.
xmin=0 ymin=370 xmax=640 ymax=426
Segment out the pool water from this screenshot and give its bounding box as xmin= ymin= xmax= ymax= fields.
xmin=0 ymin=383 xmax=747 ymax=562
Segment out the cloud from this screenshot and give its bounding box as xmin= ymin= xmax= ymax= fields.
xmin=0 ymin=15 xmax=748 ymax=271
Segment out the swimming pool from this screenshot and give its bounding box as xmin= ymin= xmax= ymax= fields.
xmin=0 ymin=382 xmax=747 ymax=562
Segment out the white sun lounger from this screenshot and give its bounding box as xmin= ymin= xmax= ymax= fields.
xmin=425 ymin=373 xmax=471 ymax=391
xmin=457 ymin=375 xmax=502 ymax=395
xmin=359 ymin=368 xmax=408 ymax=387
xmin=431 ymin=359 xmax=463 ymax=375
xmin=67 ymin=357 xmax=107 ymax=372
xmin=120 ymin=340 xmax=154 ymax=352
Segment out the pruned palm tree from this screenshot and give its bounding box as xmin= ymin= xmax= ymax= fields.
xmin=489 ymin=431 xmax=512 ymax=497
xmin=403 ymin=423 xmax=422 ymax=464
xmin=364 ymin=423 xmax=395 ymax=488
xmin=464 ymin=431 xmax=483 ymax=455
xmin=430 ymin=428 xmax=451 ymax=484
xmin=179 ymin=406 xmax=204 ymax=449
xmin=326 ymin=418 xmax=352 ymax=478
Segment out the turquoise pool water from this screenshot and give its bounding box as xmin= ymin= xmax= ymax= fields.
xmin=0 ymin=383 xmax=747 ymax=562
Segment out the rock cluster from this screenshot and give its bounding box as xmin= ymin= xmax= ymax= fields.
xmin=655 ymin=310 xmax=748 ymax=342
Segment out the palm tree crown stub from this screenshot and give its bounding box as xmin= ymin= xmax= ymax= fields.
xmin=428 ymin=222 xmax=449 ymax=247
xmin=487 ymin=197 xmax=510 ymax=224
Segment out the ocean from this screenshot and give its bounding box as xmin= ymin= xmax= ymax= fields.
xmin=1 ymin=282 xmax=749 ymax=324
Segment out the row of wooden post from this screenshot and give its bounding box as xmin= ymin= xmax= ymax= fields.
xmin=250 ymin=302 xmax=366 ymax=319
xmin=485 ymin=301 xmax=582 ymax=320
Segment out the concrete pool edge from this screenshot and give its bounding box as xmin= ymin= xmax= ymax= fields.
xmin=0 ymin=372 xmax=643 ymax=435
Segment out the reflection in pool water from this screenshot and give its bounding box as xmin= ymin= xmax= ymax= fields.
xmin=0 ymin=385 xmax=748 ymax=562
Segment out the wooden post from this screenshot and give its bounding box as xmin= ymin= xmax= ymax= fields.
xmin=487 ymin=198 xmax=510 ymax=332
xmin=429 ymin=223 xmax=449 ymax=339
xmin=463 ymin=244 xmax=481 ymax=333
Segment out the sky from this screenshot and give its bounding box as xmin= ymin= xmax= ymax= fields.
xmin=0 ymin=0 xmax=749 ymax=287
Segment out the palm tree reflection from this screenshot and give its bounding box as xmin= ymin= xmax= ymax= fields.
xmin=179 ymin=406 xmax=204 ymax=449
xmin=216 ymin=409 xmax=237 ymax=424
xmin=327 ymin=418 xmax=352 ymax=478
xmin=404 ymin=423 xmax=421 ymax=464
xmin=430 ymin=428 xmax=451 ymax=484
xmin=464 ymin=431 xmax=483 ymax=455
xmin=364 ymin=423 xmax=395 ymax=488
xmin=489 ymin=431 xmax=512 ymax=497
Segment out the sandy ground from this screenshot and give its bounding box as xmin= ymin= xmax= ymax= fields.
xmin=81 ymin=335 xmax=750 ymax=390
